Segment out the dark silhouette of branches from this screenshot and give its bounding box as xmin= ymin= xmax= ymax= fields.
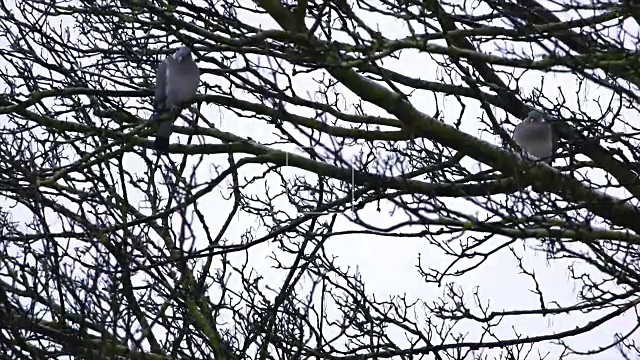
xmin=0 ymin=0 xmax=639 ymax=359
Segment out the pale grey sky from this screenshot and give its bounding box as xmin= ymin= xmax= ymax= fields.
xmin=0 ymin=0 xmax=638 ymax=358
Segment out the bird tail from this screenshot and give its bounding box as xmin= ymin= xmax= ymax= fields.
xmin=154 ymin=118 xmax=173 ymax=152
xmin=154 ymin=136 xmax=170 ymax=152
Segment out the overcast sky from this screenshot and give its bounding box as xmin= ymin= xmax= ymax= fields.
xmin=1 ymin=0 xmax=639 ymax=358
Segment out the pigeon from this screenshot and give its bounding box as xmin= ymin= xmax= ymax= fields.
xmin=151 ymin=46 xmax=200 ymax=152
xmin=513 ymin=110 xmax=558 ymax=164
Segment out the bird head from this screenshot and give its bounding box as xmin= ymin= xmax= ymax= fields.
xmin=527 ymin=110 xmax=544 ymax=122
xmin=173 ymin=46 xmax=193 ymax=63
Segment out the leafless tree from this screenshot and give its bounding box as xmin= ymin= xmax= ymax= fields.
xmin=0 ymin=0 xmax=639 ymax=359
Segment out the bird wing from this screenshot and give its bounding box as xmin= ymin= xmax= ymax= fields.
xmin=153 ymin=56 xmax=173 ymax=113
xmin=153 ymin=56 xmax=179 ymax=152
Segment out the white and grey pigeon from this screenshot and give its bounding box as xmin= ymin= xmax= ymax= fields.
xmin=151 ymin=46 xmax=200 ymax=152
xmin=513 ymin=110 xmax=558 ymax=164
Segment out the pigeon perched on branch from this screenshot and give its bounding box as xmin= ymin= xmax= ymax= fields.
xmin=150 ymin=46 xmax=200 ymax=152
xmin=513 ymin=110 xmax=558 ymax=164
